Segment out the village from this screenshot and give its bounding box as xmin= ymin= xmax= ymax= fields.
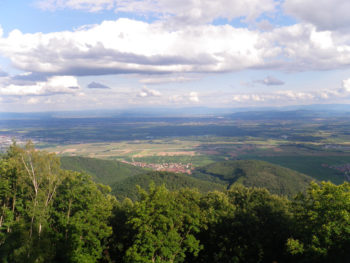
xmin=0 ymin=135 xmax=27 ymax=152
xmin=121 ymin=160 xmax=193 ymax=174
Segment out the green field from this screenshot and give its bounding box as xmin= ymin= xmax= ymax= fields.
xmin=42 ymin=137 xmax=350 ymax=185
xmin=5 ymin=110 xmax=350 ymax=185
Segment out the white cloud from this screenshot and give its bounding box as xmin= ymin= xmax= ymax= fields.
xmin=233 ymin=94 xmax=267 ymax=102
xmin=0 ymin=19 xmax=275 ymax=76
xmin=0 ymin=76 xmax=80 ymax=96
xmin=168 ymin=92 xmax=200 ymax=104
xmin=139 ymin=75 xmax=198 ymax=85
xmin=284 ymin=0 xmax=350 ymax=31
xmin=256 ymin=19 xmax=274 ymax=31
xmin=340 ymin=78 xmax=350 ymax=92
xmin=1 ymin=14 xmax=350 ymax=96
xmin=27 ymin=97 xmax=40 ymax=104
xmin=168 ymin=94 xmax=183 ymax=103
xmin=264 ymin=23 xmax=350 ymax=71
xmin=189 ymin=91 xmax=199 ymax=103
xmin=138 ymin=87 xmax=161 ymax=97
xmin=1 ymin=18 xmax=350 ymax=79
xmin=233 ymin=78 xmax=350 ymax=104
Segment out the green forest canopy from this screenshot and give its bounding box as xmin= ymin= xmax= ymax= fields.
xmin=1 ymin=142 xmax=349 ymax=262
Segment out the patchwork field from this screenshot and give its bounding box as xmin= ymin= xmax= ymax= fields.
xmin=41 ymin=136 xmax=350 ymax=184
xmin=3 ymin=110 xmax=350 ymax=184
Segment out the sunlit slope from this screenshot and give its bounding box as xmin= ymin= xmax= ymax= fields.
xmin=60 ymin=156 xmax=146 ymax=185
xmin=193 ymin=160 xmax=314 ymax=197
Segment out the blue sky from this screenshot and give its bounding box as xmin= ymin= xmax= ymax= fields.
xmin=1 ymin=0 xmax=350 ymax=111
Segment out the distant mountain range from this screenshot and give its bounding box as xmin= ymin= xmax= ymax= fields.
xmin=2 ymin=104 xmax=350 ymax=120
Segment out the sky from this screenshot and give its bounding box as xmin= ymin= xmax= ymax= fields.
xmin=1 ymin=0 xmax=350 ymax=111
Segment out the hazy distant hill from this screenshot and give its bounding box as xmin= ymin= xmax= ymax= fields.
xmin=111 ymin=171 xmax=226 ymax=201
xmin=193 ymin=160 xmax=314 ymax=197
xmin=60 ymin=156 xmax=145 ymax=186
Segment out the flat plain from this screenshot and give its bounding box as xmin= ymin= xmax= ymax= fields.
xmin=2 ymin=109 xmax=350 ymax=184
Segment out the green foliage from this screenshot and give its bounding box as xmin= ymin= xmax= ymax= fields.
xmin=60 ymin=156 xmax=145 ymax=186
xmin=286 ymin=238 xmax=304 ymax=255
xmin=111 ymin=171 xmax=225 ymax=201
xmin=124 ymin=185 xmax=203 ymax=263
xmin=51 ymin=171 xmax=115 ymax=263
xmin=288 ymin=182 xmax=350 ymax=262
xmin=195 ymin=186 xmax=292 ymax=263
xmin=2 ymin=143 xmax=350 ymax=263
xmin=0 ymin=142 xmax=114 ymax=262
xmin=108 ymin=198 xmax=136 ymax=263
xmin=195 ymin=160 xmax=313 ymax=197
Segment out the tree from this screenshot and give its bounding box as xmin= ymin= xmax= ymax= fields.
xmin=123 ymin=184 xmax=203 ymax=263
xmin=107 ymin=198 xmax=135 ymax=263
xmin=51 ymin=171 xmax=115 ymax=263
xmin=195 ymin=185 xmax=292 ymax=263
xmin=288 ymin=181 xmax=350 ymax=262
xmin=0 ymin=142 xmax=114 ymax=262
xmin=0 ymin=141 xmax=60 ymax=262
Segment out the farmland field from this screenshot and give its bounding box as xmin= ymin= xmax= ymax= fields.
xmin=2 ymin=109 xmax=350 ymax=184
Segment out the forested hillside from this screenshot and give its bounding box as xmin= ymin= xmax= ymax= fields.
xmin=1 ymin=143 xmax=350 ymax=262
xmin=111 ymin=171 xmax=226 ymax=200
xmin=194 ymin=160 xmax=313 ymax=197
xmin=60 ymin=156 xmax=145 ymax=185
xmin=60 ymin=157 xmax=314 ymax=199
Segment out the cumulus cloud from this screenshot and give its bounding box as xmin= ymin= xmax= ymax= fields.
xmin=1 ymin=17 xmax=350 ymax=79
xmin=256 ymin=19 xmax=275 ymax=31
xmin=36 ymin=0 xmax=276 ymax=24
xmin=189 ymin=92 xmax=199 ymax=102
xmin=0 ymin=76 xmax=81 ymax=96
xmin=139 ymin=75 xmax=198 ymax=85
xmin=284 ymin=0 xmax=350 ymax=31
xmin=264 ymin=23 xmax=350 ymax=71
xmin=168 ymin=92 xmax=200 ymax=104
xmin=0 ymin=19 xmax=277 ymax=77
xmin=138 ymin=87 xmax=161 ymax=97
xmin=255 ymin=76 xmax=284 ymax=86
xmin=340 ymin=78 xmax=350 ymax=93
xmin=27 ymin=97 xmax=40 ymax=104
xmin=233 ymin=78 xmax=350 ymax=104
xmin=87 ymin=81 xmax=110 ymax=89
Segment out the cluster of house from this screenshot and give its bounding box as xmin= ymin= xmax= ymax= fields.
xmin=122 ymin=160 xmax=193 ymax=174
xmin=0 ymin=135 xmax=25 ymax=152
